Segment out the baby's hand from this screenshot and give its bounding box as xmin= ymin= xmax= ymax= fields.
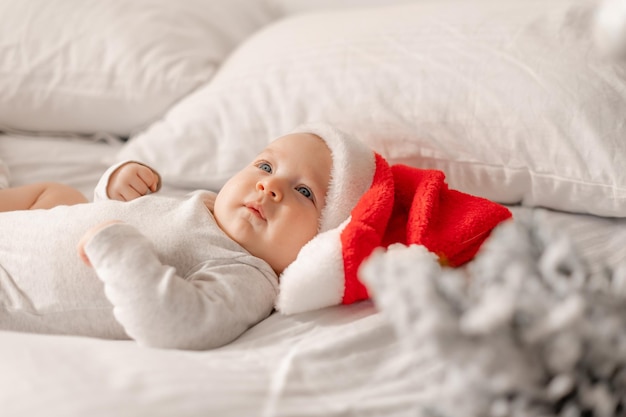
xmin=107 ymin=162 xmax=160 ymax=201
xmin=77 ymin=220 xmax=123 ymax=267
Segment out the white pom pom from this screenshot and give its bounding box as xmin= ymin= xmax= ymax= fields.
xmin=594 ymin=0 xmax=626 ymax=59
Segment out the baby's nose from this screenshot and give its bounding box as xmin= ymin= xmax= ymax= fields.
xmin=257 ymin=180 xmax=283 ymax=201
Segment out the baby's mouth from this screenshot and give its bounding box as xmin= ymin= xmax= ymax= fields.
xmin=245 ymin=203 xmax=266 ymax=221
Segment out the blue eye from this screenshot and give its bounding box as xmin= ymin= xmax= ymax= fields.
xmin=257 ymin=162 xmax=272 ymax=173
xmin=296 ymin=186 xmax=313 ymax=200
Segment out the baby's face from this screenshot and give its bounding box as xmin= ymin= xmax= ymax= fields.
xmin=213 ymin=133 xmax=332 ymax=274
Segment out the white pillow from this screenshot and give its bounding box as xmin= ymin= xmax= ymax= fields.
xmin=267 ymin=0 xmax=421 ymax=15
xmin=117 ymin=0 xmax=626 ymax=217
xmin=0 ymin=0 xmax=276 ymax=136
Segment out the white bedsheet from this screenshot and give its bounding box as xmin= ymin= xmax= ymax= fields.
xmin=0 ymin=133 xmax=624 ymax=416
xmin=0 ymin=133 xmax=117 ymax=198
xmin=0 ymin=302 xmax=439 ymax=417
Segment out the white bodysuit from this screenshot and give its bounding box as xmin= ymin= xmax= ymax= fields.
xmin=0 ymin=164 xmax=279 ymax=350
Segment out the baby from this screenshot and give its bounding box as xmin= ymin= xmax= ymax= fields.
xmin=0 ymin=124 xmax=373 ymax=350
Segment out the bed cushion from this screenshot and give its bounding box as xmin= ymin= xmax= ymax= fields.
xmin=117 ymin=0 xmax=626 ymax=217
xmin=0 ymin=0 xmax=276 ymax=136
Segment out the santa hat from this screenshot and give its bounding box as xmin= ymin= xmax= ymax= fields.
xmin=275 ymin=124 xmax=513 ymax=315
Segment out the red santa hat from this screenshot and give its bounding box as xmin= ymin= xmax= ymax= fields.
xmin=275 ymin=124 xmax=512 ymax=315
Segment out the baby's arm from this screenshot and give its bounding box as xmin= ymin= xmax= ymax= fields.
xmin=94 ymin=161 xmax=161 ymax=202
xmin=78 ymin=222 xmax=278 ymax=350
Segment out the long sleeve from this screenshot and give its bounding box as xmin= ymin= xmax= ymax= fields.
xmin=83 ymin=223 xmax=278 ymax=350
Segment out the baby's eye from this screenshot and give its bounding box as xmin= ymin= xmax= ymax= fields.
xmin=257 ymin=162 xmax=272 ymax=173
xmin=296 ymin=186 xmax=313 ymax=200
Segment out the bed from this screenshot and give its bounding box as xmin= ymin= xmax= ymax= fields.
xmin=1 ymin=0 xmax=625 ymax=416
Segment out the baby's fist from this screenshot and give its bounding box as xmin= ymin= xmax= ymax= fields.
xmin=107 ymin=162 xmax=160 ymax=201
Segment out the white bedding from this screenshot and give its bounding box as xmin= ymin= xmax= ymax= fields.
xmin=0 ymin=296 xmax=416 ymax=417
xmin=1 ymin=0 xmax=626 ymax=415
xmin=0 ymin=134 xmax=436 ymax=416
xmin=1 ymin=135 xmax=625 ymax=415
